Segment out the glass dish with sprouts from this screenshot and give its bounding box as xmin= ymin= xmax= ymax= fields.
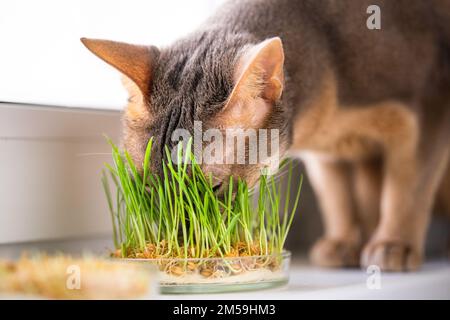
xmin=102 ymin=139 xmax=302 ymax=293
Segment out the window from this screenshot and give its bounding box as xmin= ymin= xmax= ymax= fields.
xmin=0 ymin=0 xmax=225 ymax=109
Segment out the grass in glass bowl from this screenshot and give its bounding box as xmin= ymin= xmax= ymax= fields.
xmin=102 ymin=138 xmax=302 ymax=291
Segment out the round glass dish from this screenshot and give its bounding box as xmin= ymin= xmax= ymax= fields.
xmin=123 ymin=251 xmax=290 ymax=294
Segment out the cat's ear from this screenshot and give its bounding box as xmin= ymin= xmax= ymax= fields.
xmin=219 ymin=37 xmax=284 ymax=128
xmin=80 ymin=38 xmax=158 ymax=98
xmin=229 ymin=37 xmax=284 ymax=106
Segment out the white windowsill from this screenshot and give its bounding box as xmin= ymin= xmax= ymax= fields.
xmin=1 ymin=235 xmax=448 ymax=300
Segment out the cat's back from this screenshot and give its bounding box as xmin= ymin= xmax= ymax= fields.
xmin=312 ymin=0 xmax=441 ymax=105
xmin=208 ymin=0 xmax=447 ymax=106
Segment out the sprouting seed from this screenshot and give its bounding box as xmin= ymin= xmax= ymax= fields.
xmin=102 ymin=137 xmax=302 ymax=262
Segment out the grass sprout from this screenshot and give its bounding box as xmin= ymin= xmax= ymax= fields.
xmin=102 ymin=138 xmax=302 ymax=260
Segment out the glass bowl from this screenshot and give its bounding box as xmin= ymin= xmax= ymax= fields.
xmin=122 ymin=251 xmax=290 ymax=294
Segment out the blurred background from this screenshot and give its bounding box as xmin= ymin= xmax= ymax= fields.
xmin=0 ymin=0 xmax=448 ymax=260
xmin=0 ymin=0 xmax=225 ymax=108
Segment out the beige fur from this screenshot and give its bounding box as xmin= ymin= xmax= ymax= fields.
xmin=122 ymin=76 xmax=151 ymax=127
xmin=290 ymin=71 xmax=449 ymax=271
xmin=216 ymin=38 xmax=284 ymax=130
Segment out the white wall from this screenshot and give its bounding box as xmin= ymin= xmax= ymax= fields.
xmin=0 ymin=103 xmax=121 ymax=243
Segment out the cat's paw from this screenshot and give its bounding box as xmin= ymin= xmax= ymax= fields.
xmin=361 ymin=240 xmax=422 ymax=272
xmin=310 ymin=238 xmax=361 ymax=268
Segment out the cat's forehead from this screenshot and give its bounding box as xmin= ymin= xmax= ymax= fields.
xmin=149 ymin=36 xmax=237 ymax=110
xmin=138 ymin=32 xmax=259 ymax=130
xmin=143 ymin=51 xmax=225 ymax=147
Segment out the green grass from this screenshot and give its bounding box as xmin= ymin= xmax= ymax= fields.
xmin=102 ymin=138 xmax=302 ymax=259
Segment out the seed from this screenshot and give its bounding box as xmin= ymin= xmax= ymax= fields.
xmin=212 ymin=270 xmax=226 ymax=278
xmin=200 ymin=268 xmax=213 ymax=278
xmin=230 ymin=263 xmax=243 ymax=274
xmin=112 ymin=249 xmax=122 ymax=258
xmin=135 ymin=253 xmax=145 ymax=259
xmin=269 ymin=259 xmax=280 ymax=271
xmin=169 ymin=266 xmax=184 ymax=276
xmin=187 ymin=262 xmax=197 ymax=271
xmin=242 ymin=260 xmax=256 ymax=270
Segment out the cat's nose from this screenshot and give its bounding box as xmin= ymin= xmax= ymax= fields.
xmin=212 ymin=182 xmax=222 ymax=194
xmin=211 ymin=180 xmax=233 ymax=198
xmin=201 ymin=164 xmax=228 ymax=179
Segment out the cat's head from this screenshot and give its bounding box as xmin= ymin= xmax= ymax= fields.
xmin=81 ymin=34 xmax=288 ymax=191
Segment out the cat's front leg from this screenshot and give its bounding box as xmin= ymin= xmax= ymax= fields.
xmin=303 ymin=155 xmax=362 ymax=268
xmin=353 ymin=159 xmax=382 ymax=242
xmin=361 ymin=130 xmax=450 ymax=271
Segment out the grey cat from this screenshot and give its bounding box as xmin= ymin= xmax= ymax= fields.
xmin=82 ymin=0 xmax=450 ymax=271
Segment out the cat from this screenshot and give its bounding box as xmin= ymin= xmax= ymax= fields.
xmin=81 ymin=0 xmax=450 ymax=271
